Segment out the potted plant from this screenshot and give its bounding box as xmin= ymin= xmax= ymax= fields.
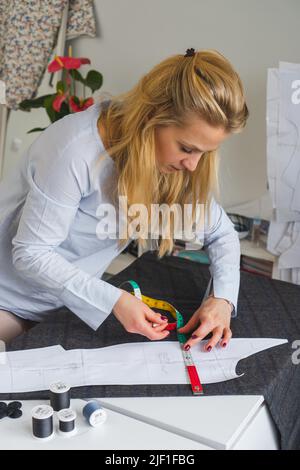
xmin=19 ymin=49 xmax=103 ymax=133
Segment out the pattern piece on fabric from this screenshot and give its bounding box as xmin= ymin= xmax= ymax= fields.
xmin=1 ymin=252 xmax=300 ymax=449
xmin=0 ymin=339 xmax=287 ymax=393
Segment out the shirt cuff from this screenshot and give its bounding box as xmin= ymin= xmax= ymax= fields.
xmin=204 ymin=276 xmax=238 ymax=318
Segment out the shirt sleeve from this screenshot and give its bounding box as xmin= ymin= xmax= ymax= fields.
xmin=197 ymin=197 xmax=241 ymax=317
xmin=11 ymin=145 xmax=123 ymax=330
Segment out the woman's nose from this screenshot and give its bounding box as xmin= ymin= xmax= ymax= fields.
xmin=182 ymin=155 xmax=200 ymax=172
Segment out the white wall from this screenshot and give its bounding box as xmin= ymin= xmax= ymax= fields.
xmin=3 ymin=0 xmax=300 ymax=207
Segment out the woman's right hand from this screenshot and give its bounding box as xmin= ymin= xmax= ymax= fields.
xmin=112 ymin=290 xmax=171 ymax=340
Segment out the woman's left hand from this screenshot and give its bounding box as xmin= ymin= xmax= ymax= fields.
xmin=177 ymin=296 xmax=232 ymax=351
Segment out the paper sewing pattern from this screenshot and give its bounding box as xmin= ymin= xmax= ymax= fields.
xmin=266 ymin=60 xmax=300 ymax=284
xmin=0 ymin=338 xmax=288 ymax=393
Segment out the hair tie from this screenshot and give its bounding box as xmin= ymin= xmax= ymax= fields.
xmin=184 ymin=48 xmax=196 ymax=57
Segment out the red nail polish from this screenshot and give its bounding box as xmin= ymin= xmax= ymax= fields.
xmin=184 ymin=345 xmax=190 ymax=351
xmin=222 ymin=343 xmax=227 ymax=348
xmin=207 ymin=346 xmax=212 ymax=352
xmin=165 ymin=323 xmax=176 ymax=331
xmin=161 ymin=315 xmax=168 ymax=321
xmin=191 ymin=334 xmax=198 ymax=339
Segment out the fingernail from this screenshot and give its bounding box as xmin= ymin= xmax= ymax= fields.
xmin=207 ymin=346 xmax=212 ymax=352
xmin=222 ymin=342 xmax=227 ymax=348
xmin=161 ymin=315 xmax=168 ymax=321
xmin=191 ymin=334 xmax=198 ymax=339
xmin=184 ymin=344 xmax=190 ymax=351
xmin=165 ymin=323 xmax=176 ymax=331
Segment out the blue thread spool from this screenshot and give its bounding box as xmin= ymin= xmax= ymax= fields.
xmin=83 ymin=401 xmax=107 ymax=427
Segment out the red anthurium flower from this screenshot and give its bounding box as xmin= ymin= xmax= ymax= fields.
xmin=77 ymin=58 xmax=91 ymax=65
xmin=52 ymin=93 xmax=67 ymax=112
xmin=48 ymin=56 xmax=91 ymax=72
xmin=69 ymin=96 xmax=94 ymax=113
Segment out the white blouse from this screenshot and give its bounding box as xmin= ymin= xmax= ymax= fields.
xmin=0 ymin=101 xmax=240 ymax=330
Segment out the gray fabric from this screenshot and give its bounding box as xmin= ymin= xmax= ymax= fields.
xmin=1 ymin=252 xmax=299 ymax=450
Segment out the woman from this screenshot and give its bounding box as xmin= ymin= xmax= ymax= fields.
xmin=0 ymin=48 xmax=248 ymax=349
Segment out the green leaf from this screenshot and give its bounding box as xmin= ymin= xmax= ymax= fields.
xmin=56 ymin=80 xmax=66 ymax=94
xmin=44 ymin=95 xmax=56 ymax=122
xmin=27 ymin=127 xmax=47 ymax=134
xmin=71 ymin=95 xmax=80 ymax=105
xmin=54 ymin=101 xmax=70 ymax=120
xmin=85 ymin=70 xmax=103 ymax=93
xmin=69 ymin=69 xmax=85 ymax=84
xmin=19 ymin=94 xmax=53 ymax=111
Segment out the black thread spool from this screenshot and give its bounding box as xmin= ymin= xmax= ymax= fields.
xmin=49 ymin=382 xmax=70 ymax=412
xmin=32 ymin=405 xmax=54 ymax=440
xmin=57 ymin=408 xmax=77 ymax=437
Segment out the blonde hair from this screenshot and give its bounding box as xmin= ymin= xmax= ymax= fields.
xmin=96 ymin=48 xmax=249 ymax=258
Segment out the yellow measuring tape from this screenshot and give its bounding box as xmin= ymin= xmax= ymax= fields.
xmin=118 ymin=280 xmax=203 ymax=395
